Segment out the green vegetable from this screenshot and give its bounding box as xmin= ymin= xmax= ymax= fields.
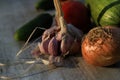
xmin=35 ymin=0 xmax=55 ymax=11
xmin=86 ymin=0 xmax=120 ymax=26
xmin=14 ymin=13 xmax=53 ymax=41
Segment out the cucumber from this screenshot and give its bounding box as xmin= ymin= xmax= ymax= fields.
xmin=86 ymin=0 xmax=120 ymax=26
xmin=35 ymin=0 xmax=55 ymax=11
xmin=14 ymin=13 xmax=53 ymax=41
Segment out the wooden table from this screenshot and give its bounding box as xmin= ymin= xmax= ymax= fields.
xmin=0 ymin=0 xmax=120 ymax=80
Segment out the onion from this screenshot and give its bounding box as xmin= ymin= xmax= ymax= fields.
xmin=81 ymin=26 xmax=120 ymax=66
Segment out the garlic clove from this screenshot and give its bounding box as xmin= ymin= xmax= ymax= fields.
xmin=48 ymin=37 xmax=59 ymax=56
xmin=42 ymin=26 xmax=60 ymax=40
xmin=56 ymin=31 xmax=62 ymax=41
xmin=67 ymin=24 xmax=83 ymax=54
xmin=60 ymin=33 xmax=74 ymax=55
xmin=38 ymin=38 xmax=50 ymax=55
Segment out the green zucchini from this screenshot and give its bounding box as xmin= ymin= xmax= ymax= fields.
xmin=14 ymin=13 xmax=53 ymax=41
xmin=35 ymin=0 xmax=55 ymax=11
xmin=86 ymin=0 xmax=120 ymax=26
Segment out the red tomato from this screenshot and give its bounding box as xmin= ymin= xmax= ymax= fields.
xmin=62 ymin=1 xmax=91 ymax=33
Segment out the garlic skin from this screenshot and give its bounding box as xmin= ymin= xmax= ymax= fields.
xmin=67 ymin=24 xmax=83 ymax=54
xmin=42 ymin=26 xmax=60 ymax=40
xmin=60 ymin=32 xmax=74 ymax=55
xmin=67 ymin=24 xmax=83 ymax=38
xmin=38 ymin=37 xmax=50 ymax=55
xmin=57 ymin=16 xmax=83 ymax=56
xmin=39 ymin=26 xmax=59 ymax=55
xmin=60 ymin=24 xmax=83 ymax=55
xmin=48 ymin=37 xmax=59 ymax=56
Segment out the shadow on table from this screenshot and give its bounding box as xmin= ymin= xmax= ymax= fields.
xmin=105 ymin=61 xmax=120 ymax=68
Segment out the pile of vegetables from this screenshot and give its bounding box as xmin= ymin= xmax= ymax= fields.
xmin=32 ymin=0 xmax=83 ymax=64
xmin=16 ymin=0 xmax=120 ymax=67
xmin=82 ymin=0 xmax=120 ymax=66
xmin=14 ymin=0 xmax=90 ymax=41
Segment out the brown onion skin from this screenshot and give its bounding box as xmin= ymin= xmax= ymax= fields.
xmin=82 ymin=26 xmax=120 ymax=66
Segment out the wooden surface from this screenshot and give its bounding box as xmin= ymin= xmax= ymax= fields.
xmin=0 ymin=0 xmax=120 ymax=80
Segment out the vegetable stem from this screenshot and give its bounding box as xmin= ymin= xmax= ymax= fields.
xmin=53 ymin=0 xmax=67 ymax=33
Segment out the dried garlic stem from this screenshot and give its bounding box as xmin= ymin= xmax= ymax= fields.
xmin=53 ymin=0 xmax=67 ymax=33
xmin=54 ymin=0 xmax=63 ymax=17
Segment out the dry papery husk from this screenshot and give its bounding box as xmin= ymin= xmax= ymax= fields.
xmin=82 ymin=26 xmax=120 ymax=66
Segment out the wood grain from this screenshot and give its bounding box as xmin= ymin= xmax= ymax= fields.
xmin=0 ymin=0 xmax=120 ymax=80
